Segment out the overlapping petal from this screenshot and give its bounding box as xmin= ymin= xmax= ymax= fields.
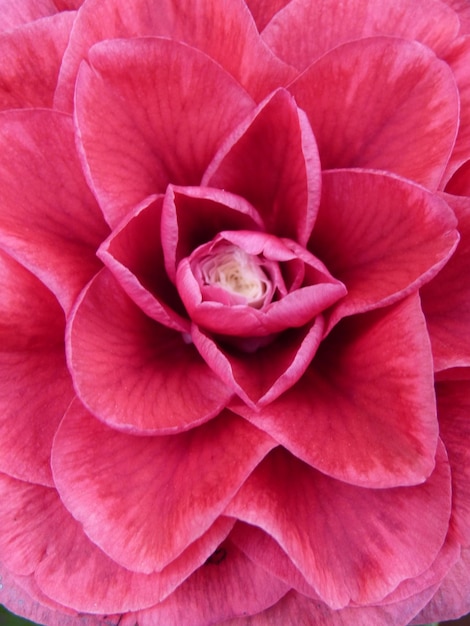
xmin=67 ymin=269 xmax=232 ymax=433
xmin=290 ymin=37 xmax=459 ymax=188
xmin=0 ymin=0 xmax=58 ymax=32
xmin=232 ymin=295 xmax=439 ymax=487
xmin=51 ymin=399 xmax=275 ymax=573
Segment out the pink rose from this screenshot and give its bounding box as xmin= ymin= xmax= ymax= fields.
xmin=1 ymin=1 xmax=470 ymax=625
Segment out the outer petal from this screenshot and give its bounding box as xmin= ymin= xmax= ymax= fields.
xmin=262 ymin=0 xmax=460 ymax=69
xmin=0 ymin=0 xmax=58 ymax=32
xmin=55 ymin=0 xmax=293 ymax=111
xmin=134 ymin=540 xmax=289 ymax=626
xmin=0 ymin=251 xmax=73 ymax=487
xmin=421 ymin=194 xmax=470 ymax=370
xmin=290 ymin=38 xmax=459 ymax=189
xmin=0 ymin=110 xmax=108 ymax=314
xmin=225 ymin=444 xmax=452 ymax=608
xmin=203 ymin=88 xmax=321 ymax=246
xmin=232 ymin=295 xmax=439 ymax=488
xmin=0 ymin=12 xmax=75 ymax=110
xmin=67 ymin=269 xmax=232 ymax=433
xmin=0 ymin=473 xmax=234 ymax=614
xmin=75 ymin=37 xmax=256 ymax=227
xmin=309 ymin=170 xmax=458 ymax=330
xmin=51 ymin=400 xmax=275 ymax=573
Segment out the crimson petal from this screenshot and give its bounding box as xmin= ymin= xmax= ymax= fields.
xmin=51 ymin=399 xmax=275 ymax=573
xmin=67 ymin=269 xmax=232 ymax=433
xmin=290 ymin=38 xmax=459 ymax=189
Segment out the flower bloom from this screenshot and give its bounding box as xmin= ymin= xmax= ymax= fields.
xmin=1 ymin=0 xmax=470 ymax=624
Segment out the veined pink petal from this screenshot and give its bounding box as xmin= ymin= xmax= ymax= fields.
xmin=225 ymin=444 xmax=451 ymax=608
xmin=0 ymin=12 xmax=75 ymax=110
xmin=245 ymin=0 xmax=290 ymax=31
xmin=134 ymin=540 xmax=289 ymax=626
xmin=0 ymin=251 xmax=74 ymax=487
xmin=55 ymin=0 xmax=293 ymax=112
xmin=0 ymin=0 xmax=58 ymax=32
xmin=0 ymin=473 xmax=234 ymax=614
xmin=290 ymin=38 xmax=459 ymax=189
xmin=203 ymin=88 xmax=321 ymax=246
xmin=98 ymin=195 xmax=189 ymax=333
xmin=0 ymin=109 xmax=108 ymax=314
xmin=75 ymin=37 xmax=255 ymax=227
xmin=262 ymin=0 xmax=460 ymax=70
xmin=67 ymin=269 xmax=232 ymax=433
xmin=225 ymin=587 xmax=439 ymax=626
xmin=309 ymin=170 xmax=458 ymax=330
xmin=192 ymin=317 xmax=324 ymax=407
xmin=437 ymin=380 xmax=470 ymax=546
xmin=161 ymin=186 xmax=264 ymax=284
xmin=421 ymin=194 xmax=470 ymax=370
xmin=52 ymin=399 xmax=275 ymax=573
xmin=233 ymin=296 xmax=439 ymax=488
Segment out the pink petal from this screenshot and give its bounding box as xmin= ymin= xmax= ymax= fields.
xmin=51 ymin=399 xmax=275 ymax=573
xmin=55 ymin=0 xmax=293 ymax=112
xmin=203 ymin=88 xmax=321 ymax=246
xmin=0 ymin=0 xmax=58 ymax=32
xmin=98 ymin=195 xmax=190 ymax=333
xmin=310 ymin=170 xmax=458 ymax=330
xmin=67 ymin=269 xmax=232 ymax=433
xmin=290 ymin=38 xmax=459 ymax=189
xmin=421 ymin=194 xmax=470 ymax=370
xmin=0 ymin=12 xmax=74 ymax=110
xmin=134 ymin=540 xmax=289 ymax=626
xmin=226 ymin=587 xmax=439 ymax=626
xmin=442 ymin=37 xmax=470 ymax=183
xmin=0 ymin=109 xmax=108 ymax=314
xmin=244 ymin=0 xmax=290 ymax=31
xmin=262 ymin=0 xmax=460 ymax=70
xmin=0 ymin=472 xmax=234 ymax=613
xmin=437 ymin=380 xmax=470 ymax=546
xmin=443 ymin=0 xmax=470 ymax=34
xmin=226 ymin=443 xmax=451 ymax=608
xmin=0 ymin=251 xmax=74 ymax=487
xmin=161 ymin=185 xmax=264 ymax=284
xmin=75 ymin=37 xmax=256 ymax=227
xmin=192 ymin=317 xmax=325 ymax=407
xmin=232 ymin=295 xmax=439 ymax=488
xmin=447 ymin=158 xmax=470 ymax=195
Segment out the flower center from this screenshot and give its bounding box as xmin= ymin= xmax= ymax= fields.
xmin=200 ymin=245 xmax=270 ymax=308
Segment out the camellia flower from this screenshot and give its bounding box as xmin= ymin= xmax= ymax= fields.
xmin=1 ymin=0 xmax=470 ymax=624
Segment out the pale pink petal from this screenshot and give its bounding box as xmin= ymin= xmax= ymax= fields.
xmin=98 ymin=195 xmax=190 ymax=333
xmin=245 ymin=0 xmax=291 ymax=31
xmin=75 ymin=37 xmax=255 ymax=227
xmin=442 ymin=37 xmax=470 ymax=183
xmin=290 ymin=38 xmax=459 ymax=189
xmin=310 ymin=170 xmax=458 ymax=330
xmin=224 ymin=587 xmax=439 ymax=626
xmin=411 ymin=549 xmax=470 ymax=624
xmin=421 ymin=194 xmax=470 ymax=370
xmin=232 ymin=295 xmax=439 ymax=488
xmin=55 ymin=0 xmax=293 ymax=111
xmin=0 ymin=12 xmax=75 ymax=110
xmin=0 ymin=0 xmax=57 ymax=32
xmin=263 ymin=0 xmax=459 ymax=70
xmin=443 ymin=0 xmax=470 ymax=34
xmin=203 ymin=88 xmax=321 ymax=246
xmin=192 ymin=317 xmax=324 ymax=407
xmin=0 ymin=110 xmax=108 ymax=314
xmin=134 ymin=540 xmax=289 ymax=626
xmin=52 ymin=399 xmax=275 ymax=573
xmin=0 ymin=251 xmax=73 ymax=486
xmin=0 ymin=472 xmax=234 ymax=614
xmin=437 ymin=380 xmax=470 ymax=546
xmin=67 ymin=269 xmax=232 ymax=433
xmin=226 ymin=443 xmax=451 ymax=608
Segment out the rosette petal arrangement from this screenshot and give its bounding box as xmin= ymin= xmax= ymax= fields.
xmin=1 ymin=1 xmax=470 ymax=625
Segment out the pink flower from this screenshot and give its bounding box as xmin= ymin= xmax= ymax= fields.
xmin=1 ymin=0 xmax=470 ymax=624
